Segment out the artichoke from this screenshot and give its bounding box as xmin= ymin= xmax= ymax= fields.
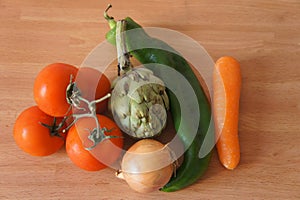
xmin=110 ymin=20 xmax=169 ymax=138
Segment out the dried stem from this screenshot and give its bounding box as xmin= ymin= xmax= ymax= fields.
xmin=116 ymin=20 xmax=132 ymax=75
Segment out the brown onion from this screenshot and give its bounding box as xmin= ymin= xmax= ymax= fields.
xmin=117 ymin=139 xmax=174 ymax=193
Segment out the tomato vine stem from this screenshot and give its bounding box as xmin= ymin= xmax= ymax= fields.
xmin=40 ymin=117 xmax=66 ymax=140
xmin=64 ymin=79 xmax=120 ymax=150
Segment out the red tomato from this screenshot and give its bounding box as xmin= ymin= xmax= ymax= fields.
xmin=13 ymin=106 xmax=66 ymax=156
xmin=34 ymin=63 xmax=78 ymax=117
xmin=73 ymin=67 xmax=111 ymax=114
xmin=66 ymin=115 xmax=123 ymax=171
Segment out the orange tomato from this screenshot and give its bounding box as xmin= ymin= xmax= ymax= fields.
xmin=13 ymin=106 xmax=65 ymax=156
xmin=66 ymin=115 xmax=123 ymax=171
xmin=34 ymin=63 xmax=78 ymax=117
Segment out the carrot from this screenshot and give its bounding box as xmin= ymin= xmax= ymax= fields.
xmin=213 ymin=56 xmax=242 ymax=170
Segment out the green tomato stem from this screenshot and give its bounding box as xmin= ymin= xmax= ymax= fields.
xmin=63 ymin=84 xmax=118 ymax=150
xmin=39 ymin=117 xmax=65 ymax=139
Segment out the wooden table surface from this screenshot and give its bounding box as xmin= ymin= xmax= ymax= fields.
xmin=1 ymin=0 xmax=299 ymax=199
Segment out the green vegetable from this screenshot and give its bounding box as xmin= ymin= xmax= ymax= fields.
xmin=110 ymin=20 xmax=169 ymax=139
xmin=104 ymin=5 xmax=213 ymax=192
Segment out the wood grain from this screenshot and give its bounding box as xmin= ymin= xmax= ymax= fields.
xmin=0 ymin=0 xmax=299 ymax=199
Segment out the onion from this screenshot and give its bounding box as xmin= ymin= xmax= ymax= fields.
xmin=117 ymin=139 xmax=174 ymax=193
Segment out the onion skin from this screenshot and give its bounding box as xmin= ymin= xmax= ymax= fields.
xmin=120 ymin=139 xmax=174 ymax=193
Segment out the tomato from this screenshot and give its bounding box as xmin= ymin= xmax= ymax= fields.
xmin=66 ymin=115 xmax=123 ymax=171
xmin=34 ymin=63 xmax=78 ymax=117
xmin=73 ymin=67 xmax=111 ymax=114
xmin=13 ymin=106 xmax=66 ymax=156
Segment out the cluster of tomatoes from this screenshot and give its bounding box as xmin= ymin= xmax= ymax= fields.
xmin=13 ymin=63 xmax=124 ymax=171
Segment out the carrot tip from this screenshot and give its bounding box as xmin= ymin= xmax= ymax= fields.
xmin=223 ymin=164 xmax=237 ymax=170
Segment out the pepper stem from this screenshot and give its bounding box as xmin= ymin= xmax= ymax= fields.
xmin=116 ymin=20 xmax=132 ymax=75
xmin=104 ymin=4 xmax=116 ymax=29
